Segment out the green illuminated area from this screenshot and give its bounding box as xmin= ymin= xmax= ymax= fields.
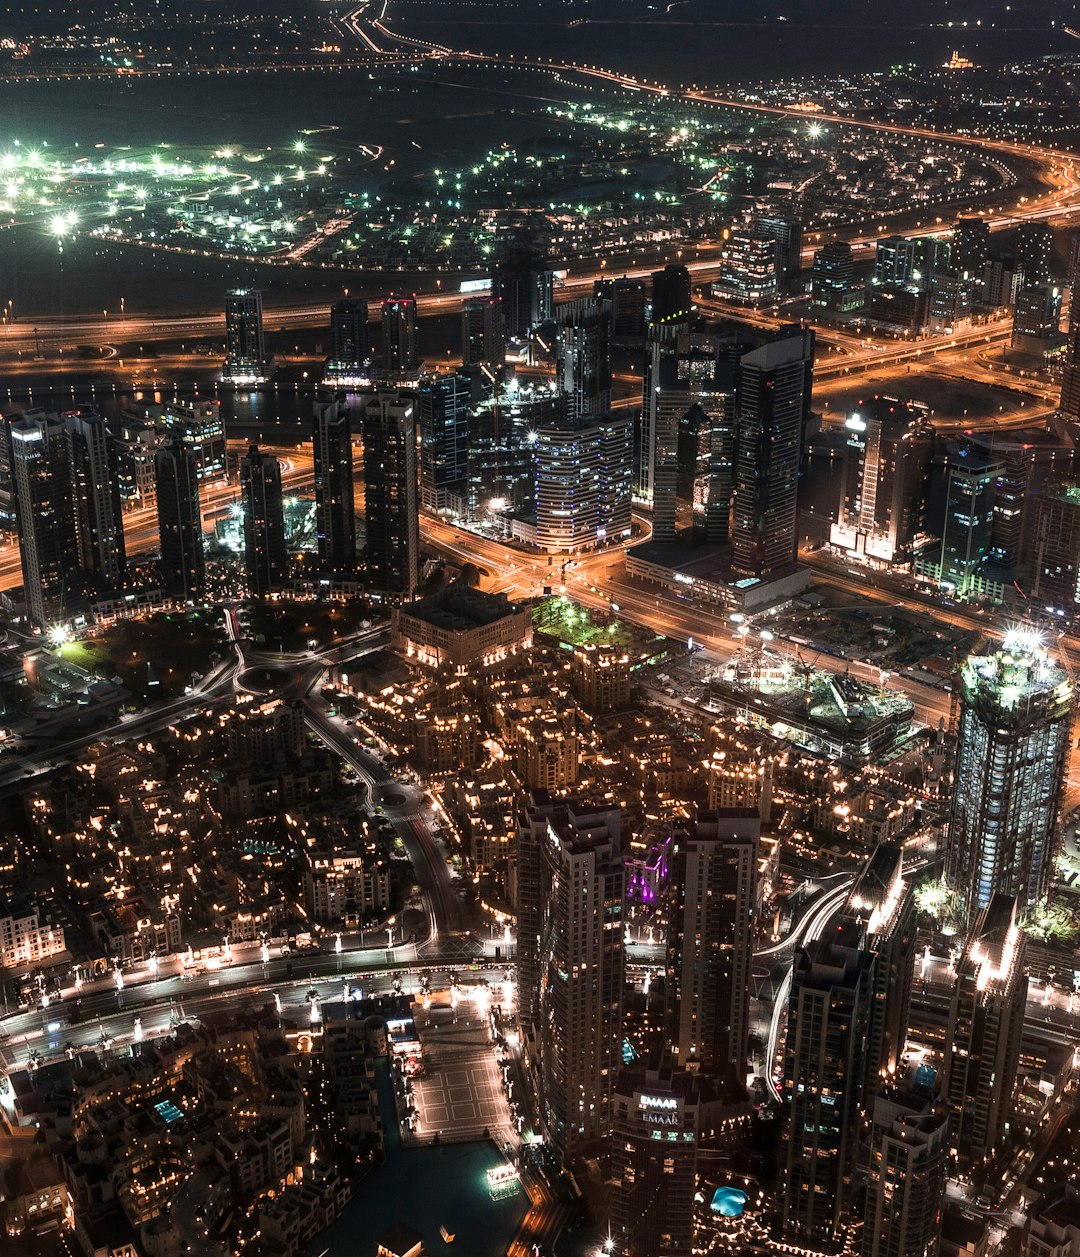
xmin=0 ymin=139 xmax=339 ymax=257
xmin=533 ymin=596 xmax=633 ymax=650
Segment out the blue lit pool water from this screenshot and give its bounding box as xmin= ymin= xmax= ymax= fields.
xmin=307 ymin=1060 xmax=526 ymax=1257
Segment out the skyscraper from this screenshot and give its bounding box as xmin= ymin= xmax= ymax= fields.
xmin=646 ymin=352 xmax=690 ymax=545
xmin=812 ymin=242 xmax=856 ymax=310
xmin=943 ymin=894 xmax=1027 ymax=1169
xmin=610 ymin=1052 xmax=701 ymax=1257
xmin=779 ymin=916 xmax=873 ymax=1252
xmin=752 ymin=213 xmax=804 ymax=295
xmin=223 ymin=289 xmax=266 ymax=382
xmin=65 ymin=410 xmax=126 ymax=588
xmin=362 ymin=390 xmax=419 ymax=597
xmin=953 ymin=216 xmax=990 ymax=277
xmin=665 ymin=809 xmax=758 ymax=1077
xmin=946 ymin=631 xmax=1072 ymax=922
xmin=516 ymin=795 xmax=625 ymax=1167
xmin=845 ymin=844 xmax=917 ymax=1093
xmin=418 ymin=370 xmax=473 ymax=515
xmin=154 ymin=436 xmax=205 ymax=602
xmin=491 ymin=244 xmax=553 ymax=339
xmin=8 ymin=412 xmax=78 ymax=630
xmin=240 ymin=444 xmax=288 ymax=596
xmin=555 ymin=296 xmax=612 ymax=420
xmin=533 ymin=411 xmax=632 ymax=553
xmin=829 ymin=396 xmax=934 ymax=565
xmin=714 ymin=230 xmax=778 ymax=305
xmin=461 ymin=296 xmax=506 ymax=367
xmin=312 ymin=396 xmax=356 ymax=573
xmin=1016 ymin=221 xmax=1053 ymax=288
xmin=595 ymin=275 xmax=647 ymax=346
xmin=1021 ymin=479 xmax=1080 ymax=615
xmin=327 ymin=298 xmax=369 ymax=376
xmin=638 ymin=321 xmax=690 ymax=502
xmin=731 ymin=329 xmax=814 ymax=580
xmin=779 ymin=916 xmax=873 ymax=1253
xmin=380 ymin=294 xmax=418 ymax=373
xmin=862 ymin=1079 xmax=950 ymax=1257
xmin=934 ymin=441 xmax=1003 ymax=596
xmin=649 ymin=264 xmax=692 ymax=327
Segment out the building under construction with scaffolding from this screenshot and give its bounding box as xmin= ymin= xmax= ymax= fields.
xmin=704 ymin=645 xmax=915 ymax=763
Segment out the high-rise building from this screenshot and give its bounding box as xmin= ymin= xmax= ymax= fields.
xmin=8 ymin=413 xmax=78 ymax=629
xmin=327 ymin=298 xmax=369 ymax=376
xmin=779 ymin=916 xmax=874 ymax=1252
xmin=240 ymin=444 xmax=288 ymax=596
xmin=1023 ymin=1185 xmax=1080 ymax=1257
xmin=595 ymin=275 xmax=647 ymax=346
xmin=363 ymin=390 xmax=420 ymax=597
xmin=649 ymin=352 xmax=692 ymax=545
xmin=1021 ymin=479 xmax=1080 ymax=615
xmin=555 ymin=296 xmax=612 ymax=419
xmin=491 ymin=244 xmax=553 ymax=339
xmin=610 ymin=1052 xmax=701 ymax=1257
xmin=752 ymin=213 xmax=804 ymax=295
xmin=65 ymin=410 xmax=126 ymax=588
xmin=845 ymin=844 xmax=917 ymax=1092
xmin=312 ymin=396 xmax=356 ymax=573
xmin=946 ymin=631 xmax=1072 ymax=922
xmin=874 ymin=236 xmax=950 ymax=292
xmin=1016 ymin=221 xmax=1053 ymax=288
xmin=731 ymin=329 xmax=814 ymax=580
xmin=418 ymin=369 xmax=473 ymax=515
xmin=380 ymin=294 xmax=418 ymax=373
xmin=1060 ymin=244 xmax=1080 ymax=422
xmin=829 ymin=396 xmax=934 ymax=565
xmin=649 ymin=264 xmax=693 ymax=327
xmin=714 ymin=230 xmax=778 ymax=305
xmin=953 ymin=216 xmax=990 ymax=277
xmin=862 ymin=1078 xmax=950 ymax=1257
xmin=570 ymin=642 xmax=632 ymax=712
xmin=665 ymin=809 xmax=758 ymax=1076
xmin=533 ymin=411 xmax=632 ymax=553
xmin=461 ymin=296 xmax=506 ymax=367
xmin=812 ymin=242 xmax=856 ymax=310
xmin=154 ymin=436 xmax=205 ymax=602
xmin=943 ymin=894 xmax=1027 ymax=1169
xmin=1011 ymin=284 xmax=1062 ymax=355
xmin=516 ymin=795 xmax=625 ymax=1167
xmin=933 ymin=441 xmax=1004 ymax=596
xmin=638 ymin=321 xmax=691 ymax=502
xmin=223 ymin=289 xmax=266 ymax=382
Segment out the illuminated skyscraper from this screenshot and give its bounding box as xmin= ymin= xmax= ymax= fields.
xmin=953 ymin=216 xmax=990 ymax=277
xmin=943 ymin=894 xmax=1026 ymax=1169
xmin=812 ymin=241 xmax=856 ymax=310
xmin=752 ymin=213 xmax=804 ymax=295
xmin=779 ymin=916 xmax=873 ymax=1252
xmin=223 ymin=289 xmax=266 ymax=382
xmin=418 ymin=370 xmax=473 ymax=515
xmin=665 ymin=809 xmax=758 ymax=1076
xmin=610 ymin=1053 xmax=700 ymax=1257
xmin=312 ymin=396 xmax=356 ymax=573
xmin=461 ymin=296 xmax=506 ymax=367
xmin=328 ymin=298 xmax=369 ymax=375
xmin=65 ymin=411 xmax=126 ymax=588
xmin=8 ymin=412 xmax=78 ymax=629
xmin=516 ymin=795 xmax=625 ymax=1167
xmin=714 ymin=230 xmax=778 ymax=305
xmin=829 ymin=396 xmax=934 ymax=565
xmin=731 ymin=328 xmax=814 ymax=580
xmin=381 ymin=294 xmax=418 ymax=373
xmin=363 ymin=390 xmax=419 ymax=597
xmin=555 ymin=296 xmax=612 ymax=420
xmin=533 ymin=411 xmax=632 ymax=552
xmin=934 ymin=441 xmax=1003 ymax=596
xmin=863 ymin=1078 xmax=950 ymax=1257
xmin=595 ymin=275 xmax=647 ymax=346
xmin=946 ymin=632 xmax=1072 ymax=922
xmin=1016 ymin=221 xmax=1053 ymax=288
xmin=154 ymin=436 xmax=205 ymax=602
xmin=240 ymin=444 xmax=287 ymax=596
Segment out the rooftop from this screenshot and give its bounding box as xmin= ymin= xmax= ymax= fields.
xmin=399 ymin=584 xmax=523 ymax=633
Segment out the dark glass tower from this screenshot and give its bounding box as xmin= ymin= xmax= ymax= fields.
xmin=65 ymin=410 xmax=126 ymax=589
xmin=223 ymin=289 xmax=265 ymax=380
xmin=154 ymin=436 xmax=205 ymax=602
xmin=328 ymin=298 xmax=369 ymax=374
xmin=312 ymin=397 xmax=356 ymax=573
xmin=731 ymin=328 xmax=814 ymax=579
xmin=240 ymin=444 xmax=288 ymax=596
xmin=418 ymin=370 xmax=472 ymax=515
xmin=8 ymin=412 xmax=79 ymax=629
xmin=380 ymin=294 xmax=418 ymax=373
xmin=363 ymin=391 xmax=419 ymax=597
xmin=555 ymin=296 xmax=612 ymax=420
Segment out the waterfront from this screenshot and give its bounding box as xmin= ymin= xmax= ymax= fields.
xmin=306 ymin=1061 xmax=526 ymax=1257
